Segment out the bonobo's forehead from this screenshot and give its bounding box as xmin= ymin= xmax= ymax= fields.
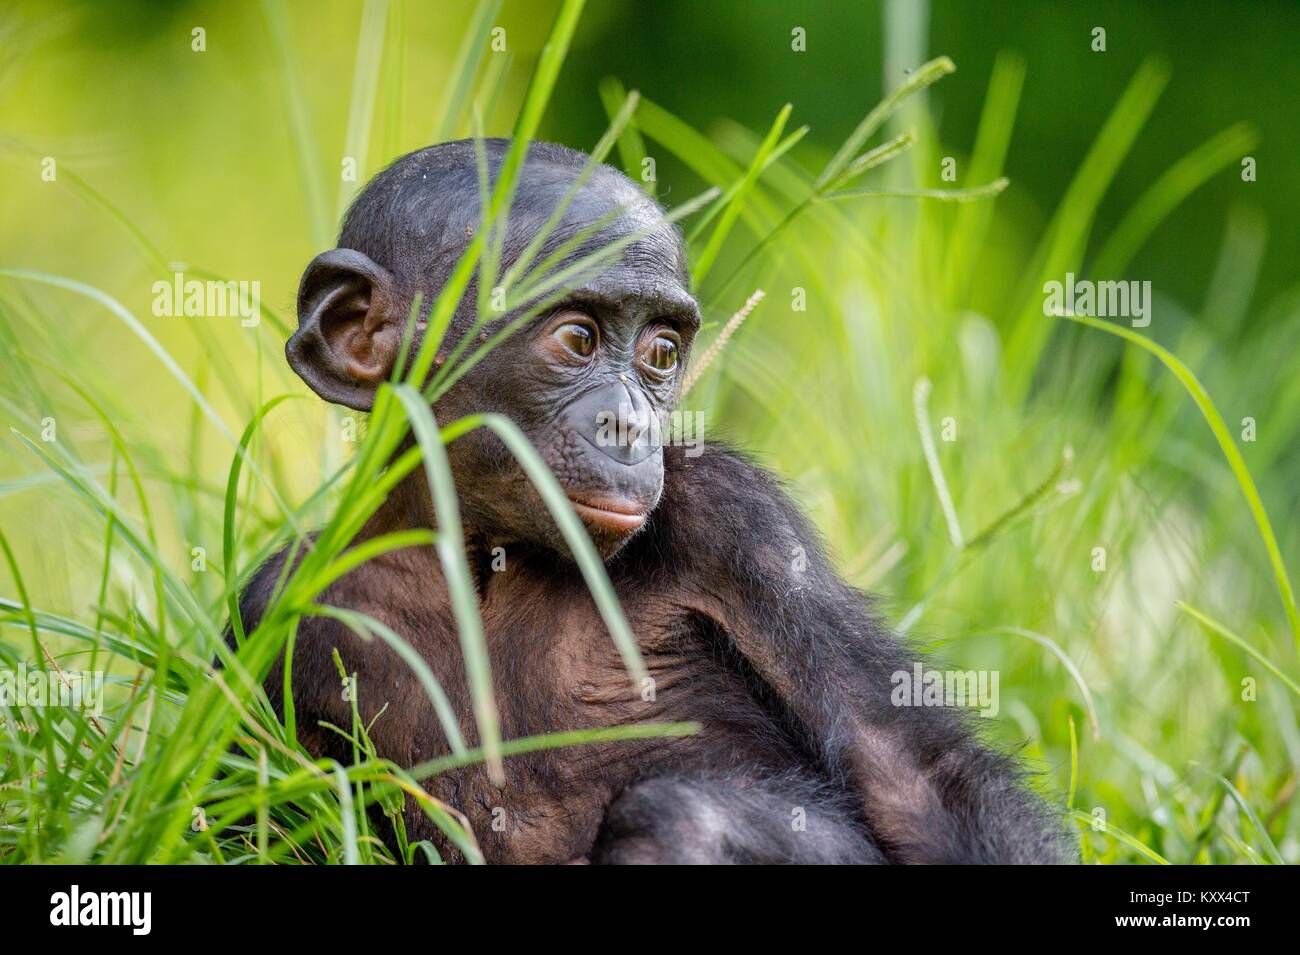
xmin=533 ymin=175 xmax=690 ymax=302
xmin=494 ymin=150 xmax=691 ymax=309
xmin=338 ymin=138 xmax=692 ymax=306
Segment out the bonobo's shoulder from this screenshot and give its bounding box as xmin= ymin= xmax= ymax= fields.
xmin=662 ymin=441 xmax=794 ymax=508
xmin=654 ymin=442 xmax=815 ymax=564
xmin=663 ymin=441 xmax=779 ymax=492
xmin=233 ymin=529 xmax=438 ymax=637
xmin=227 ymin=536 xmax=311 ymax=644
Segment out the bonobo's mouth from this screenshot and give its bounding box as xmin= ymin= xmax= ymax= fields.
xmin=564 ymin=493 xmax=648 ymax=535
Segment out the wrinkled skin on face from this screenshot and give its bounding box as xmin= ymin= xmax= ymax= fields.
xmin=436 ymin=196 xmax=699 ymax=558
xmin=288 ymin=139 xmax=699 ymax=557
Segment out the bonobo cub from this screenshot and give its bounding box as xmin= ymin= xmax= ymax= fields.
xmin=237 ymin=139 xmax=1076 ymax=864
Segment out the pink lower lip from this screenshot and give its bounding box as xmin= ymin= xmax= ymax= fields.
xmin=566 ymin=496 xmax=648 ymax=533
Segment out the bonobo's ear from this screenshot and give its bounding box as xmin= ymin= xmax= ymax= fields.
xmin=286 ymin=248 xmax=402 ymax=411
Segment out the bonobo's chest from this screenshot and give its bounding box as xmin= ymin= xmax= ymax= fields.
xmin=417 ymin=553 xmax=795 ymax=862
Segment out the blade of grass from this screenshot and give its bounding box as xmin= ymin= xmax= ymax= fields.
xmin=1189 ymin=744 xmax=1248 ymax=861
xmin=500 ymin=88 xmax=640 ymax=292
xmin=692 ymin=103 xmax=792 ymax=285
xmin=260 ymin=0 xmax=331 ymax=248
xmin=1066 ymin=715 xmax=1078 ymax=810
xmin=990 ymin=627 xmax=1100 ymax=740
xmin=475 ymin=48 xmax=513 ymax=132
xmin=337 ymin=0 xmax=390 ymax=221
xmin=820 ymin=129 xmax=915 ymax=194
xmin=224 ymin=396 xmax=302 ymax=645
xmin=10 ymin=431 xmax=219 ymax=642
xmin=380 ymin=0 xmax=406 ymax=163
xmin=0 ymin=269 xmax=302 ymax=536
xmin=478 ymin=413 xmax=647 ymax=686
xmin=1216 ymin=774 xmax=1284 ymax=864
xmin=332 ymin=763 xmax=359 ymax=865
xmin=913 ymin=377 xmax=963 ymax=549
xmin=598 ymin=76 xmax=653 ymax=196
xmin=390 ymin=385 xmax=502 ymax=783
xmin=410 ymin=721 xmax=699 ymax=778
xmin=1070 ymin=809 xmax=1170 ymax=864
xmin=814 ymin=55 xmax=954 ymax=192
xmin=1004 ymin=58 xmax=1169 ymax=402
xmin=1091 ymin=122 xmax=1258 ymax=279
xmin=1177 ymin=602 xmax=1300 ymax=697
xmin=1067 ymin=315 xmax=1299 ymax=646
xmin=684 ymin=125 xmax=808 ymax=246
xmin=433 ymin=186 xmax=720 ymax=400
xmin=309 ymin=603 xmax=466 ymax=754
xmin=822 ymin=178 xmax=1008 ymax=203
xmin=403 ymin=0 xmax=586 ymax=392
xmin=944 ymin=50 xmax=1024 ymax=303
xmin=433 ymin=0 xmax=503 ymax=142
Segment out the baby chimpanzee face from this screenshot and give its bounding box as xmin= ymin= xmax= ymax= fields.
xmin=436 ymin=153 xmax=699 ymax=558
xmin=286 ymin=139 xmax=698 ymax=559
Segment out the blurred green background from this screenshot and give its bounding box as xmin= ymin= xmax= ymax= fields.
xmin=2 ymin=0 xmax=1297 ymax=863
xmin=6 ymin=1 xmax=1300 ymax=324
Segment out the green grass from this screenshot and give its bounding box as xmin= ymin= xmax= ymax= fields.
xmin=1 ymin=2 xmax=1296 ymax=865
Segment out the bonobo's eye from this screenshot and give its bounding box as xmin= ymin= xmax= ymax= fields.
xmin=641 ymin=331 xmax=679 ymax=374
xmin=551 ymin=314 xmax=598 ymax=359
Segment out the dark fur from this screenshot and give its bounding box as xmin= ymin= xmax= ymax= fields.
xmin=233 ymin=140 xmax=1078 ymax=864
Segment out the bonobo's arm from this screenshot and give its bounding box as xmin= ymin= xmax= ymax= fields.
xmin=655 ymin=444 xmax=1076 ymax=863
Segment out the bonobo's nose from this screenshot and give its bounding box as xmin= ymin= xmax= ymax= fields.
xmin=569 ymin=379 xmax=660 ymax=465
